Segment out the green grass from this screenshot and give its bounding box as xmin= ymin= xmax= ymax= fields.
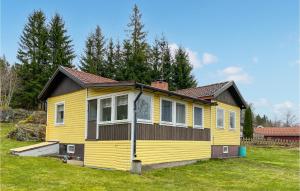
xmin=1 ymin=123 xmax=299 ymax=191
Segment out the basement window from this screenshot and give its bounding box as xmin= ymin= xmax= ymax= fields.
xmin=67 ymin=144 xmax=75 ymax=154
xmin=55 ymin=102 xmax=64 ymax=125
xmin=223 ymin=146 xmax=229 ymax=154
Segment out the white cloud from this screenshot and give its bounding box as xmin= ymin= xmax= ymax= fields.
xmin=218 ymin=66 xmax=252 ymax=84
xmin=252 ymin=99 xmax=299 ymax=122
xmin=252 ymin=98 xmax=271 ymax=108
xmin=273 ymin=101 xmax=295 ymax=115
xmin=169 ymin=43 xmax=218 ymax=69
xmin=202 ymin=52 xmax=218 ymax=65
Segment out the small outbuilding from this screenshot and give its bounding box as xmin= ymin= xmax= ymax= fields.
xmin=254 ymin=127 xmax=300 ymax=141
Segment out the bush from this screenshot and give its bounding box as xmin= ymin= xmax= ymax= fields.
xmin=7 ymin=123 xmax=45 ymax=141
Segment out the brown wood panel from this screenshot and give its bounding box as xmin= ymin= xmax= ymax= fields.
xmin=96 ymin=123 xmax=210 ymax=141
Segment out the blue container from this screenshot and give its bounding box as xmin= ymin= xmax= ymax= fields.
xmin=239 ymin=146 xmax=246 ymax=157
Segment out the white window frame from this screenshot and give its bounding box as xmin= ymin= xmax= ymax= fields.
xmin=160 ymin=97 xmax=187 ymax=127
xmin=54 ymin=101 xmax=65 ymax=126
xmin=175 ymin=101 xmax=187 ymax=127
xmin=223 ymin=146 xmax=229 ymax=154
xmin=216 ymin=107 xmax=225 ymax=129
xmin=193 ymin=105 xmax=204 ymax=129
xmin=229 ymin=111 xmax=236 ymax=129
xmin=136 ymin=93 xmax=153 ymax=124
xmin=98 ymin=96 xmax=113 ymax=124
xmin=115 ymin=94 xmax=130 ymax=123
xmin=160 ymin=98 xmax=174 ymax=125
xmin=87 ymin=91 xmax=133 ymax=126
xmin=67 ymin=144 xmax=75 ymax=154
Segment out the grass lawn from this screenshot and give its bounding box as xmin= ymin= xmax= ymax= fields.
xmin=1 ymin=123 xmax=299 ymax=191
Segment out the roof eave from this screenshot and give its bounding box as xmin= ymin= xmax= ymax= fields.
xmin=38 ymin=66 xmax=86 ymax=101
xmin=213 ymin=81 xmax=248 ymax=109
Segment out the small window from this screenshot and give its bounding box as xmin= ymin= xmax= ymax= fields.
xmin=161 ymin=100 xmax=172 ymax=123
xmin=223 ymin=146 xmax=229 ymax=154
xmin=229 ymin=111 xmax=236 ymax=129
xmin=176 ymin=103 xmax=186 ymax=125
xmin=137 ymin=94 xmax=152 ymax=121
xmin=194 ymin=107 xmax=203 ymax=128
xmin=100 ymin=98 xmax=112 ymax=122
xmin=217 ymin=108 xmax=224 ymax=128
xmin=88 ymin=99 xmax=97 ymax=122
xmin=67 ymin=144 xmax=75 ymax=154
xmin=116 ymin=95 xmax=128 ymax=120
xmin=55 ymin=103 xmax=64 ymax=124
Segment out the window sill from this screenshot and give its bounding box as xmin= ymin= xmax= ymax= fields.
xmin=194 ymin=126 xmax=204 ymax=129
xmin=229 ymin=128 xmax=236 ymax=131
xmin=54 ymin=123 xmax=64 ymax=127
xmin=160 ymin=121 xmax=174 ymax=126
xmin=176 ymin=123 xmax=187 ymax=128
xmin=216 ymin=127 xmax=225 ymax=130
xmin=98 ymin=120 xmax=130 ymax=125
xmin=137 ymin=120 xmax=153 ymax=124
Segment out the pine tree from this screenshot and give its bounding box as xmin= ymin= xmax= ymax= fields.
xmin=48 ymin=13 xmax=75 ymax=74
xmin=159 ymin=37 xmax=173 ymax=89
xmin=80 ymin=26 xmax=106 ymax=76
xmin=243 ymin=107 xmax=253 ymax=138
xmin=13 ymin=10 xmax=50 ymax=109
xmin=172 ymin=47 xmax=197 ymax=90
xmin=124 ymin=4 xmax=152 ymax=84
xmin=80 ymin=34 xmax=95 ymax=73
xmin=150 ymin=38 xmax=162 ymax=81
xmin=105 ymin=38 xmax=116 ymax=79
xmin=114 ymin=40 xmax=125 ymax=81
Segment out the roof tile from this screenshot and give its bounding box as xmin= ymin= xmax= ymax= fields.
xmin=62 ymin=67 xmax=116 ymax=84
xmin=254 ymin=127 xmax=300 ymax=137
xmin=175 ymin=81 xmax=229 ymax=98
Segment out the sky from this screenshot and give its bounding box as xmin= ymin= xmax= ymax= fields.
xmin=1 ymin=0 xmax=299 ymax=123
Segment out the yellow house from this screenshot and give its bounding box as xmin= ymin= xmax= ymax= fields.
xmin=38 ymin=66 xmax=247 ymax=171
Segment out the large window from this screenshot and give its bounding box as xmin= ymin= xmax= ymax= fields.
xmin=161 ymin=100 xmax=173 ymax=123
xmin=176 ymin=103 xmax=186 ymax=124
xmin=217 ymin=108 xmax=224 ymax=128
xmin=194 ymin=106 xmax=203 ymax=128
xmin=161 ymin=99 xmax=187 ymax=126
xmin=229 ymin=111 xmax=236 ymax=129
xmin=100 ymin=98 xmax=112 ymax=122
xmin=116 ymin=95 xmax=128 ymax=120
xmin=55 ymin=102 xmax=64 ymax=125
xmin=137 ymin=94 xmax=152 ymax=121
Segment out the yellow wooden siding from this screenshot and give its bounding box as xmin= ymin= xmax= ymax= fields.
xmin=87 ymin=87 xmax=132 ymax=98
xmin=136 ymin=141 xmax=211 ymax=165
xmin=211 ymin=101 xmax=240 ymax=145
xmin=84 ymin=141 xmax=131 ymax=170
xmin=153 ymin=94 xmax=160 ymax=123
xmin=46 ymin=89 xmax=86 ymax=143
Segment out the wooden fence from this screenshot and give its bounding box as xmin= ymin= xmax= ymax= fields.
xmin=241 ymin=138 xmax=299 ymax=147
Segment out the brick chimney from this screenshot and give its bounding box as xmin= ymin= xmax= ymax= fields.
xmin=151 ymin=80 xmax=168 ymax=90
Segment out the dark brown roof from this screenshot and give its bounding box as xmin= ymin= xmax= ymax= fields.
xmin=174 ymin=81 xmax=229 ymax=98
xmin=254 ymin=127 xmax=300 ymax=137
xmin=39 ymin=66 xmax=213 ymax=105
xmin=62 ymin=66 xmax=116 ymax=84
